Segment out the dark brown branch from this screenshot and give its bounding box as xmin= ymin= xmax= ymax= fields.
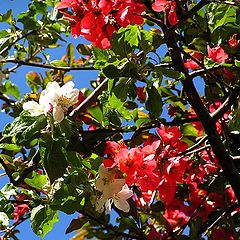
xmin=211 ymin=92 xmax=239 ymax=122
xmin=201 ymin=202 xmax=239 ymax=235
xmin=78 ymin=210 xmax=147 ymax=239
xmin=0 ymin=93 xmax=15 ymax=104
xmin=70 ymin=77 xmax=108 ymax=117
xmin=163 ymin=29 xmax=240 ymax=203
xmin=0 ymin=58 xmax=96 ymax=71
xmin=0 ymin=150 xmax=41 ymax=186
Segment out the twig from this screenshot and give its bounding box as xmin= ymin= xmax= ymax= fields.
xmin=177 ymin=174 xmax=220 ymax=235
xmin=0 ymin=58 xmax=96 ymax=71
xmin=211 ymin=92 xmax=239 ymax=122
xmin=69 ymin=77 xmax=108 ymax=117
xmin=78 ymin=209 xmax=147 ymax=239
xmin=0 ymin=30 xmax=36 ymax=56
xmin=166 ymin=0 xmax=210 ymax=34
xmin=202 ymin=202 xmax=239 ymax=235
xmin=213 ymin=0 xmax=240 ymax=6
xmin=0 ymin=93 xmax=15 ymax=104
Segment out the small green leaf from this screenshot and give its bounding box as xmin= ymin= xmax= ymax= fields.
xmin=66 ymin=218 xmax=89 ymax=234
xmin=77 ymin=44 xmax=92 ymax=56
xmin=30 ymin=205 xmax=59 ymax=239
xmin=0 ymin=80 xmax=20 ymax=99
xmin=145 ymin=86 xmax=163 ymax=118
xmin=67 ymin=43 xmax=74 ymax=66
xmin=39 ymin=135 xmax=68 ymax=183
xmin=26 ymin=71 xmax=41 ymax=92
xmin=0 ymin=143 xmax=21 ymax=152
xmin=103 ymin=64 xmax=120 ymax=79
xmin=25 ymin=171 xmax=48 ymax=190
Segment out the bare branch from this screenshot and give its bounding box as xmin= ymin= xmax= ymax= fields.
xmin=0 ymin=58 xmax=96 ymax=71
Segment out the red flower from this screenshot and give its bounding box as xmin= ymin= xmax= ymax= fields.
xmin=184 ymin=51 xmax=204 ymax=70
xmin=207 ymin=45 xmax=229 ymax=63
xmin=152 ymin=0 xmax=178 ymax=26
xmin=56 ymin=0 xmax=146 ymax=49
xmin=13 ymin=204 xmax=29 ymax=222
xmin=229 ymin=34 xmax=239 ymax=48
xmin=116 ymin=148 xmax=143 ymax=174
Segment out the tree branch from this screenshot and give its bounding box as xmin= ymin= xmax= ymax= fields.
xmin=0 ymin=30 xmax=36 ymax=56
xmin=0 ymin=58 xmax=96 ymax=71
xmin=163 ymin=29 xmax=240 ymax=203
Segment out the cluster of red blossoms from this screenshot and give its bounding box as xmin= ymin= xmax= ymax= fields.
xmin=102 ymin=121 xmax=237 ymax=238
xmin=56 ymin=0 xmax=146 ymax=49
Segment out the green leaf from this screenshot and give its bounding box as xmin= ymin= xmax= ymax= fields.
xmin=87 ymin=105 xmax=104 ymax=124
xmin=39 ymin=135 xmax=68 ymax=183
xmin=24 ymin=171 xmax=48 ymax=190
xmin=3 ymin=111 xmax=47 ymax=144
xmin=30 ymin=205 xmax=59 ymax=239
xmin=181 ymin=123 xmax=199 ymax=138
xmin=0 ymin=80 xmax=20 ymax=99
xmin=235 ymin=59 xmax=240 ymax=68
xmin=67 ymin=43 xmax=74 ymax=66
xmin=156 ymin=67 xmax=181 ymax=79
xmin=66 ymin=218 xmax=89 ymax=234
xmin=229 ymin=108 xmax=240 ymax=132
xmin=0 ymin=10 xmax=13 ymax=24
xmin=76 ymin=44 xmax=92 ymax=56
xmin=26 ymin=71 xmax=41 ymax=92
xmin=0 ymin=143 xmax=22 ymax=152
xmin=207 ymin=3 xmax=236 ymax=33
xmin=103 ymin=64 xmax=120 ymax=79
xmin=145 ymin=85 xmax=163 ymax=118
xmin=122 ymin=25 xmax=140 ymax=47
xmin=50 ymin=183 xmax=83 ymax=214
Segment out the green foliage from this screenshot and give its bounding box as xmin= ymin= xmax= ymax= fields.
xmin=30 ymin=205 xmax=59 ymax=239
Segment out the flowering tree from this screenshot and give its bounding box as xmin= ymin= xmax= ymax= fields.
xmin=0 ymin=0 xmax=240 ymax=239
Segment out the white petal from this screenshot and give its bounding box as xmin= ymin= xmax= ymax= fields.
xmin=53 ymin=106 xmax=64 ymax=123
xmin=23 ymin=101 xmax=44 ymax=116
xmin=114 ymin=198 xmax=130 ymax=212
xmin=105 ymin=199 xmax=113 ymax=213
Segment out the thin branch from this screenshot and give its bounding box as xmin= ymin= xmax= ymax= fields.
xmin=211 ymin=92 xmax=239 ymax=122
xmin=0 ymin=30 xmax=36 ymax=56
xmin=166 ymin=0 xmax=210 ymax=34
xmin=0 ymin=58 xmax=96 ymax=71
xmin=0 ymin=93 xmax=15 ymax=104
xmin=202 ymin=202 xmax=239 ymax=235
xmin=70 ymin=77 xmax=108 ymax=117
xmin=189 ymin=66 xmax=222 ymax=78
xmin=213 ymin=0 xmax=240 ymax=6
xmin=78 ymin=210 xmax=147 ymax=239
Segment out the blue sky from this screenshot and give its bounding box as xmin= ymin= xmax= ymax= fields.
xmin=0 ymin=1 xmax=98 ymax=239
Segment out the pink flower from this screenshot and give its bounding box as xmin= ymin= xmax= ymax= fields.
xmin=207 ymin=45 xmax=228 ymax=63
xmin=184 ymin=51 xmax=203 ymax=70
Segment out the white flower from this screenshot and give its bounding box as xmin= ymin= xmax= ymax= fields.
xmin=23 ymin=81 xmax=79 ymax=123
xmin=95 ymin=164 xmax=133 ymax=213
